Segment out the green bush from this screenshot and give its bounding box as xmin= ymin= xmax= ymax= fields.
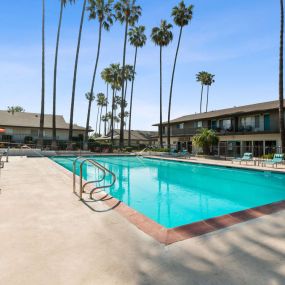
xmin=262 ymin=153 xmax=275 ymax=159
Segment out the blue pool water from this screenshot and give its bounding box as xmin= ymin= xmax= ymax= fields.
xmin=51 ymin=156 xmax=285 ymax=228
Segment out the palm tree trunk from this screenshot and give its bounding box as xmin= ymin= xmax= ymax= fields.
xmin=95 ymin=106 xmax=100 ymax=135
xmin=111 ymin=89 xmax=115 ymax=144
xmin=104 ymin=84 xmax=109 ymax=136
xmin=280 ymin=0 xmax=285 ymax=152
xmin=99 ymin=106 xmax=103 ymax=136
xmin=69 ymin=0 xmax=86 ymax=142
xmin=84 ymin=21 xmax=102 ymax=149
xmin=124 ymin=80 xmax=128 ymax=101
xmin=159 ymin=46 xmax=163 ymax=148
xmin=119 ymin=20 xmax=129 ymax=148
xmin=52 ymin=2 xmax=64 ymax=148
xmin=206 ymin=85 xmax=210 ymax=112
xmin=167 ymin=26 xmax=183 ymax=149
xmin=128 ymin=47 xmax=138 ymax=147
xmin=38 ymin=0 xmax=45 ymax=148
xmin=200 ymin=84 xmax=204 ymax=113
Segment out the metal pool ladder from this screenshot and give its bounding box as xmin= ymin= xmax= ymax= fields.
xmin=72 ymin=157 xmax=116 ymax=200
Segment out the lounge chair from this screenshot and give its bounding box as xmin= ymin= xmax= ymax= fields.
xmin=0 ymin=155 xmax=4 ymax=168
xmin=178 ymin=149 xmax=192 ymax=159
xmin=262 ymin=154 xmax=284 ymax=168
xmin=232 ymin=153 xmax=253 ymax=165
xmin=0 ymin=147 xmax=9 ymax=163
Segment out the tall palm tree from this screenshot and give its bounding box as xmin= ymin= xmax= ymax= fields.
xmin=68 ymin=0 xmax=87 ymax=142
xmin=205 ymin=73 xmax=215 ymax=112
xmin=38 ymin=0 xmax=45 ymax=148
xmin=151 ymin=20 xmax=173 ymax=148
xmin=85 ymin=92 xmax=95 ymax=141
xmin=123 ymin=64 xmax=135 ymax=101
xmin=196 ymin=71 xmax=208 ymax=113
xmin=279 ymin=0 xmax=285 ymax=152
xmin=114 ymin=0 xmax=141 ymax=147
xmin=107 ymin=63 xmax=122 ymax=143
xmin=167 ymin=1 xmax=193 ymax=148
xmin=99 ymin=95 xmax=108 ymax=136
xmin=52 ymin=0 xmax=76 ymax=148
xmin=95 ymin=93 xmax=106 ymax=135
xmin=101 ymin=67 xmax=112 ymax=135
xmin=127 ymin=25 xmax=146 ymax=146
xmin=84 ymin=0 xmax=115 ymax=149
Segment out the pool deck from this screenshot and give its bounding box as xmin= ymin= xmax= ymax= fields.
xmin=0 ymin=156 xmax=284 ymax=285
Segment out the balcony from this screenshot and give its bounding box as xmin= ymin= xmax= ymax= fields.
xmin=170 ymin=128 xmax=199 ymax=136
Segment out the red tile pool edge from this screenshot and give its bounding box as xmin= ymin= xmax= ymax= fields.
xmin=49 ymin=158 xmax=285 ymax=245
xmin=100 ymin=192 xmax=285 ymax=245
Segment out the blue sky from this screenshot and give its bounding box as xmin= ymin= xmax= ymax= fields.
xmin=0 ymin=0 xmax=280 ymax=130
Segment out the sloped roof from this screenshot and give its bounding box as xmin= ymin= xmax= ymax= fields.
xmin=153 ymin=100 xmax=285 ymax=126
xmin=0 ymin=110 xmax=85 ymax=130
xmin=105 ymin=129 xmax=158 ymax=141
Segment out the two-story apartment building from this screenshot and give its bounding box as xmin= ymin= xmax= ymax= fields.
xmin=0 ymin=110 xmax=86 ymax=143
xmin=154 ymin=100 xmax=285 ymax=156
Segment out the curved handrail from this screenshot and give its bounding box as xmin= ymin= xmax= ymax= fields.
xmin=89 ymin=164 xmax=116 ymax=198
xmin=79 ymin=159 xmax=107 ymax=198
xmin=72 ymin=157 xmax=116 ymax=201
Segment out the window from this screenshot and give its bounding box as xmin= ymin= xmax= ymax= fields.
xmin=222 ymin=119 xmax=231 ymax=129
xmin=211 ymin=120 xmax=217 ymax=129
xmin=31 ymin=129 xmax=38 ymax=137
xmin=176 ymin=123 xmax=184 ymax=129
xmin=254 ymin=115 xmax=260 ymax=128
xmin=197 ymin=121 xmax=203 ymax=128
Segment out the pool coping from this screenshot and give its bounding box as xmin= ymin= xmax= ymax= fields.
xmin=49 ymin=157 xmax=285 ymax=245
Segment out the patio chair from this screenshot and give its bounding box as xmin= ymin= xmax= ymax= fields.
xmin=0 ymin=155 xmax=4 ymax=168
xmin=178 ymin=149 xmax=192 ymax=159
xmin=262 ymin=154 xmax=284 ymax=168
xmin=0 ymin=147 xmax=9 ymax=163
xmin=232 ymin=152 xmax=253 ymax=165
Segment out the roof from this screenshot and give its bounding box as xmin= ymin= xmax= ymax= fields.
xmin=0 ymin=110 xmax=85 ymax=131
xmin=100 ymin=129 xmax=158 ymax=141
xmin=153 ymin=100 xmax=285 ymax=126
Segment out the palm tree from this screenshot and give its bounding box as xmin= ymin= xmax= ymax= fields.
xmin=151 ymin=20 xmax=173 ymax=148
xmin=69 ymin=0 xmax=87 ymax=142
xmin=114 ymin=0 xmax=141 ymax=147
xmin=85 ymin=92 xmax=95 ymax=142
xmin=279 ymin=0 xmax=285 ymax=152
xmin=106 ymin=63 xmax=122 ymax=143
xmin=192 ymin=128 xmax=219 ymax=155
xmin=101 ymin=67 xmax=112 ymax=135
xmin=84 ymin=0 xmax=115 ymax=149
xmin=127 ymin=25 xmax=146 ymax=146
xmin=167 ymin=1 xmax=193 ymax=148
xmin=52 ymin=0 xmax=76 ymax=148
xmin=123 ymin=64 xmax=135 ymax=101
xmin=95 ymin=93 xmax=106 ymax=135
xmin=99 ymin=95 xmax=108 ymax=136
xmin=196 ymin=71 xmax=208 ymax=113
xmin=205 ymin=73 xmax=215 ymax=112
xmin=38 ymin=0 xmax=45 ymax=148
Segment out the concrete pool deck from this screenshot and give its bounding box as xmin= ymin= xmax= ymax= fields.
xmin=0 ymin=157 xmax=284 ymax=285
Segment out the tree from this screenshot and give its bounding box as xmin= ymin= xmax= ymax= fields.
xmin=101 ymin=67 xmax=112 ymax=135
xmin=122 ymin=64 xmax=135 ymax=101
xmin=205 ymin=73 xmax=215 ymax=112
xmin=127 ymin=25 xmax=146 ymax=146
xmin=7 ymin=106 xmax=25 ymax=114
xmin=84 ymin=0 xmax=115 ymax=149
xmin=192 ymin=128 xmax=219 ymax=155
xmin=52 ymin=0 xmax=76 ymax=148
xmin=151 ymin=20 xmax=173 ymax=148
xmin=114 ymin=0 xmax=141 ymax=147
xmin=279 ymin=0 xmax=285 ymax=152
xmin=68 ymin=0 xmax=87 ymax=142
xmin=167 ymin=1 xmax=193 ymax=149
xmin=38 ymin=0 xmax=45 ymax=148
xmin=99 ymin=95 xmax=108 ymax=136
xmin=84 ymin=92 xmax=95 ymax=141
xmin=196 ymin=71 xmax=208 ymax=113
xmin=95 ymin=93 xmax=106 ymax=135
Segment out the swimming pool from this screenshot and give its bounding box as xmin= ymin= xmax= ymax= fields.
xmin=51 ymin=156 xmax=285 ymax=229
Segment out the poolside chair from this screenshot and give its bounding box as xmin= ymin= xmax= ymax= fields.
xmin=178 ymin=149 xmax=192 ymax=159
xmin=262 ymin=154 xmax=284 ymax=168
xmin=0 ymin=147 xmax=9 ymax=163
xmin=232 ymin=153 xmax=253 ymax=165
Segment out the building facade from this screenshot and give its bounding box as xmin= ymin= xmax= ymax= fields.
xmin=0 ymin=110 xmax=86 ymax=143
xmin=154 ymin=101 xmax=285 ymax=156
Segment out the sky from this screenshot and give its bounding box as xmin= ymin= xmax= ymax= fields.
xmin=0 ymin=0 xmax=281 ymax=131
